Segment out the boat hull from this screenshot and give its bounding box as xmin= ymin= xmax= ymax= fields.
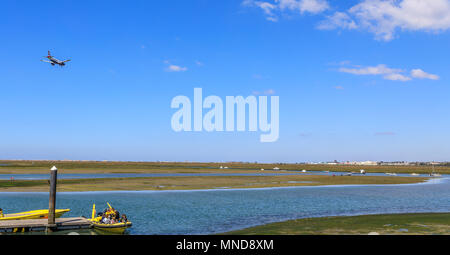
xmin=91 ymin=221 xmax=132 ymax=234
xmin=0 ymin=209 xmax=70 ymax=221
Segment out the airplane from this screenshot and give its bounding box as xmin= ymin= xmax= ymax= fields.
xmin=41 ymin=51 xmax=71 ymax=66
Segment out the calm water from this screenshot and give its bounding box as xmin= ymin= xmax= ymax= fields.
xmin=0 ymin=171 xmax=443 ymax=180
xmin=0 ymin=178 xmax=449 ymax=234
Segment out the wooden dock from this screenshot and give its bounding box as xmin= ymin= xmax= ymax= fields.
xmin=0 ymin=217 xmax=92 ymax=233
xmin=1 ymin=167 xmax=94 ymax=234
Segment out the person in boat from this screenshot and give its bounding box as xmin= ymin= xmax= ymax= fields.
xmin=99 ymin=206 xmax=125 ymax=224
xmin=0 ymin=208 xmax=3 ymax=218
xmin=110 ymin=214 xmax=117 ymax=224
xmin=103 ymin=208 xmax=113 ymax=216
xmin=114 ymin=210 xmax=120 ymax=221
xmin=101 ymin=214 xmax=110 ymax=224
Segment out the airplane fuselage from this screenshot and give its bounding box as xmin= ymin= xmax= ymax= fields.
xmin=48 ymin=57 xmax=65 ymax=65
xmin=42 ymin=51 xmax=70 ymax=66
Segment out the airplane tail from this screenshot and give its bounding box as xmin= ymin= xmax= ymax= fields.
xmin=48 ymin=51 xmax=51 ymax=57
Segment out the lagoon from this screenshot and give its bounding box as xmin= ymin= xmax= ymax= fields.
xmin=0 ymin=178 xmax=448 ymax=235
xmin=1 ymin=171 xmax=443 ymax=180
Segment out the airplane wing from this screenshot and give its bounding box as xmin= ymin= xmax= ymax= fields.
xmin=41 ymin=60 xmax=52 ymax=63
xmin=62 ymin=59 xmax=71 ymax=63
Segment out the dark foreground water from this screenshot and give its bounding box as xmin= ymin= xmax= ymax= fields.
xmin=0 ymin=177 xmax=449 ymax=234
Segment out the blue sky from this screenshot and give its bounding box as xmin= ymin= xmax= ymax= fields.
xmin=1 ymin=0 xmax=449 ymax=162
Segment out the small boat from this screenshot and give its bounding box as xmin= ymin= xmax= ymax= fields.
xmin=0 ymin=209 xmax=70 ymax=221
xmin=430 ymin=164 xmax=441 ymax=177
xmin=90 ymin=221 xmax=132 ymax=234
xmin=89 ymin=203 xmax=132 ymax=234
xmin=411 ymin=173 xmax=420 ymax=176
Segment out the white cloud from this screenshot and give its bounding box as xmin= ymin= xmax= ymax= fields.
xmin=258 ymin=1 xmax=278 ymax=15
xmin=328 ymin=0 xmax=450 ymax=41
xmin=166 ymin=65 xmax=188 ymax=72
xmin=278 ymin=0 xmax=329 ymax=14
xmin=339 ymin=64 xmax=403 ymax=75
xmin=243 ymin=0 xmax=278 ymax=21
xmin=338 ymin=63 xmax=439 ymax=82
xmin=339 ymin=64 xmax=409 ymax=81
xmin=243 ymin=0 xmax=329 ymax=21
xmin=318 ymin=12 xmax=358 ymax=30
xmin=245 ymin=0 xmax=450 ymax=40
xmin=411 ymin=69 xmax=440 ymax=80
xmin=384 ymin=73 xmax=412 ymax=81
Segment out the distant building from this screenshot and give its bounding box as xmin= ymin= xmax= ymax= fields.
xmin=359 ymin=161 xmax=378 ymax=166
xmin=337 ymin=161 xmax=377 ymax=166
xmin=378 ymin=161 xmax=409 ymax=166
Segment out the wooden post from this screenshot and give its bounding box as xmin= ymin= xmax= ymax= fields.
xmin=47 ymin=166 xmax=58 ymax=230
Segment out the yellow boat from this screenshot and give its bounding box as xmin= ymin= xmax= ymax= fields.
xmin=90 ymin=221 xmax=132 ymax=234
xmin=0 ymin=209 xmax=70 ymax=221
xmin=88 ymin=203 xmax=132 ymax=234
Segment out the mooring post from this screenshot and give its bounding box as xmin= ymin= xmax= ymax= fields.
xmin=47 ymin=166 xmax=58 ymax=231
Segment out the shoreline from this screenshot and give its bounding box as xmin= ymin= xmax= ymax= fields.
xmin=220 ymin=212 xmax=450 ymax=235
xmin=0 ymin=160 xmax=448 ymax=175
xmin=0 ymin=175 xmax=435 ymax=193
